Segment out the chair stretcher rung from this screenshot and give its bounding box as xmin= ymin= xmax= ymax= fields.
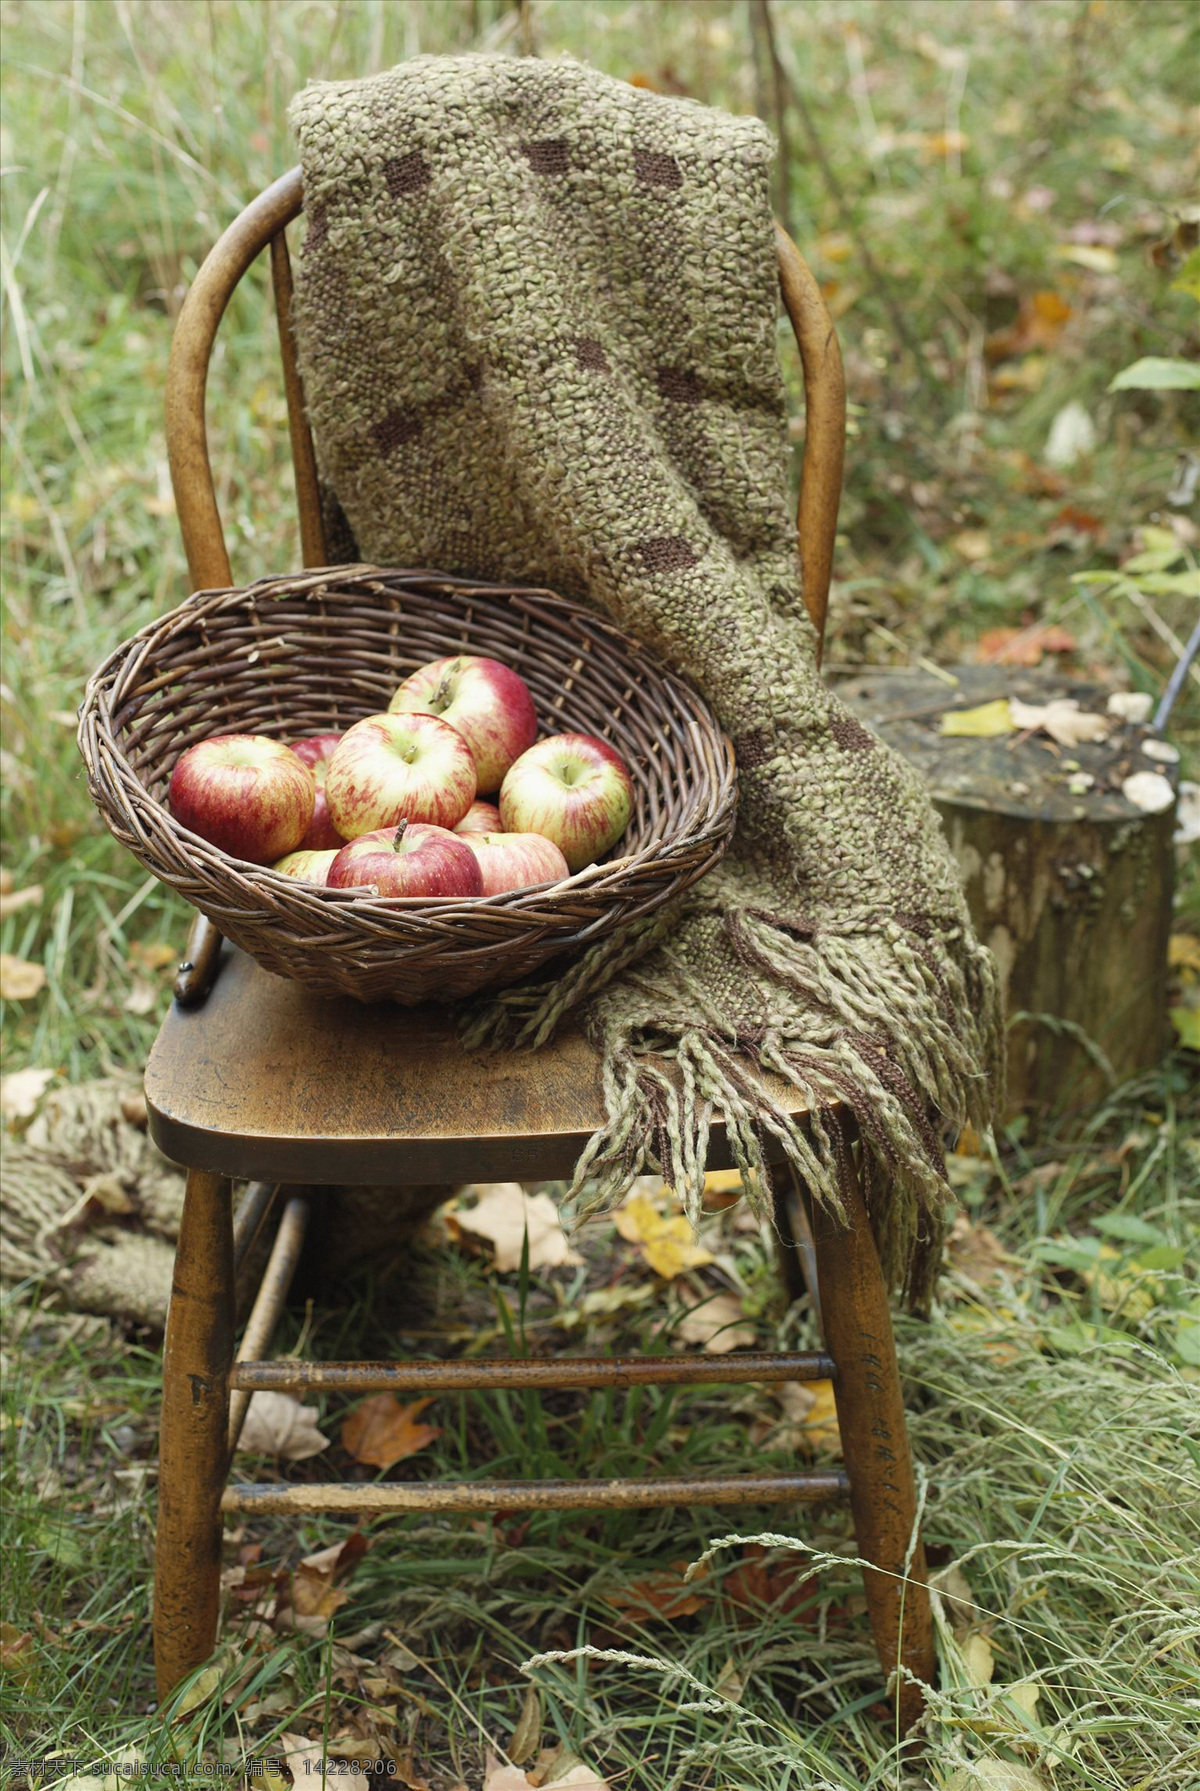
xmin=228 ymin=1350 xmax=836 ymax=1395
xmin=221 ymin=1470 xmax=849 ymax=1516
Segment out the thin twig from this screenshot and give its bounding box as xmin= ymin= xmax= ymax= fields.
xmin=749 ymin=1 xmax=793 ymax=237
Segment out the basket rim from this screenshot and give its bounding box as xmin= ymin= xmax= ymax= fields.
xmin=78 ymin=564 xmax=738 ymax=928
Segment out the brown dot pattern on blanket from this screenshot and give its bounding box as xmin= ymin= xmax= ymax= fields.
xmin=288 ymin=55 xmax=1002 ymax=1308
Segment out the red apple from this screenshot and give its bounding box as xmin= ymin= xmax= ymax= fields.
xmin=458 ymin=830 xmax=570 ymax=896
xmin=389 ymin=655 xmax=537 ymax=794
xmin=324 ymin=712 xmax=476 ymax=838
xmin=273 ymin=847 xmax=339 ymax=884
xmin=291 ymin=733 xmax=347 ymax=851
xmin=499 ymin=734 xmax=633 ymax=873
xmin=327 ymin=822 xmax=483 ymax=898
xmin=169 ymin=734 xmax=314 ymax=865
xmin=454 ymin=799 xmax=503 ymax=835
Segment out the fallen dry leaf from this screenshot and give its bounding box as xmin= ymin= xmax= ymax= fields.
xmin=236 ymin=1391 xmax=329 ymax=1461
xmin=289 ymin=1530 xmax=370 ymax=1626
xmin=723 ymin=1543 xmax=817 ymax=1625
xmin=482 ymin=1760 xmax=535 ymax=1791
xmin=675 ymin=1290 xmax=754 ymax=1353
xmin=776 ymin=1378 xmax=842 ymax=1454
xmin=509 ymin=1682 xmax=542 ymax=1765
xmin=961 ymin=1630 xmax=996 ymax=1688
xmin=952 ymin=528 xmax=991 ymax=563
xmin=0 ymin=954 xmax=46 ymax=1000
xmin=1 ymin=1066 xmax=55 ymax=1126
xmin=1008 ymin=696 xmax=1109 ymax=748
xmin=947 ymin=1215 xmax=1016 ymax=1287
xmin=341 ymin=1393 xmax=440 ymax=1470
xmin=986 ymin=288 xmax=1072 ymax=360
xmin=615 ymin=1192 xmax=714 ymax=1278
xmin=456 ymin=1184 xmax=582 ymax=1273
xmin=940 ymin=699 xmax=1015 ymax=738
xmin=0 ymin=1622 xmax=36 ymax=1686
xmin=698 ymin=1167 xmax=749 ymax=1211
xmin=931 ymin=1563 xmax=980 ymax=1634
xmin=947 ymin=1762 xmax=1048 ymax=1791
xmin=605 ymin=1558 xmax=710 ymax=1622
xmin=977 ymin=623 xmax=1077 ymax=666
xmin=0 ymin=882 xmax=42 ymax=920
xmin=127 ymin=939 xmax=179 ymax=972
xmin=1169 ymin=934 xmax=1200 ymax=974
xmin=280 ymin=1734 xmax=369 ymax=1791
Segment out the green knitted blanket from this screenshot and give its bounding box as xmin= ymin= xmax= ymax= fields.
xmin=289 ymin=55 xmax=1001 ymax=1305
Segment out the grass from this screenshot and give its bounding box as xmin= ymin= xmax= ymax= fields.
xmin=3 ymin=1069 xmax=1198 ymax=1786
xmin=2 ymin=0 xmax=1199 ymax=1785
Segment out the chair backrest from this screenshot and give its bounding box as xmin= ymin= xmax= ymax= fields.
xmin=166 ymin=165 xmax=845 ymax=658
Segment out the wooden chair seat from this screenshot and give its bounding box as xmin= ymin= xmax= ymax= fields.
xmin=146 ymin=942 xmax=809 ymax=1186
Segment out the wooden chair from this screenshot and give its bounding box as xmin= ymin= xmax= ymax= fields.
xmin=149 ymin=165 xmax=934 ymax=1730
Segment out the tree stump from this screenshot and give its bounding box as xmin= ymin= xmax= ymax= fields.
xmin=837 ymin=665 xmax=1177 ymax=1127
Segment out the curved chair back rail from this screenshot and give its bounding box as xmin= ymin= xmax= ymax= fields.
xmin=165 ymin=165 xmax=845 ymax=656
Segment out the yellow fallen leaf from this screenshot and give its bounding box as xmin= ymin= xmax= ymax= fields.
xmin=0 ymin=954 xmax=46 ymax=999
xmin=952 ymin=528 xmax=992 ymax=562
xmin=1169 ymin=934 xmax=1200 ymax=974
xmin=1053 ymin=242 xmax=1119 ymax=272
xmin=173 ymin=1661 xmax=221 ymax=1714
xmin=961 ymin=1630 xmax=996 ymax=1688
xmin=1006 ymin=1679 xmax=1041 ymax=1720
xmin=777 ymin=1379 xmax=842 ymax=1455
xmin=1082 ymin=1244 xmax=1154 ymax=1320
xmin=615 ymin=1192 xmax=714 ymax=1278
xmin=940 ymin=700 xmax=1015 ymax=738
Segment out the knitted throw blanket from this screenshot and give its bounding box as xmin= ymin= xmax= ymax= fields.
xmin=289 ymin=55 xmax=1002 ymax=1306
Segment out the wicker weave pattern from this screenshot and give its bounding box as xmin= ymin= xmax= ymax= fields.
xmin=78 ymin=566 xmax=737 ymax=1004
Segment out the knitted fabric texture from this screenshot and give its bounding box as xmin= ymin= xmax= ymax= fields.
xmin=289 ymin=55 xmax=1002 ymax=1307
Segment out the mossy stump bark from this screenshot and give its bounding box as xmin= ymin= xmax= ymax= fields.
xmin=839 ymin=666 xmax=1176 ymax=1127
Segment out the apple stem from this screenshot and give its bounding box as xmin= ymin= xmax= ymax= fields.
xmin=392 ymin=820 xmax=408 ymax=851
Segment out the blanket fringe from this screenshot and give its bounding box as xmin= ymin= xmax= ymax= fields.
xmin=464 ymin=905 xmax=1003 ymax=1312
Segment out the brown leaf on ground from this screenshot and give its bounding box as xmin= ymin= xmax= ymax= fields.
xmin=947 ymin=1214 xmax=1017 ymax=1287
xmin=127 ymin=939 xmax=178 ymax=973
xmin=604 ymin=1559 xmax=711 ymax=1622
xmin=456 ymin=1184 xmax=582 ymax=1273
xmin=675 ymin=1290 xmax=755 ymax=1353
xmin=0 ymin=1622 xmax=36 ymax=1685
xmin=986 ymin=289 xmax=1072 ymax=360
xmin=237 ymin=1392 xmax=329 ymax=1461
xmin=723 ymin=1543 xmax=818 ymax=1625
xmin=0 ymin=954 xmax=46 ymax=999
xmin=509 ymin=1682 xmax=542 ymax=1765
xmin=977 ymin=623 xmax=1077 ymax=666
xmin=341 ymin=1393 xmax=440 ymax=1470
xmin=615 ymin=1192 xmax=714 ymax=1278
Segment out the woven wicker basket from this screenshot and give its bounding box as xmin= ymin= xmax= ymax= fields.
xmin=78 ymin=567 xmax=738 ymax=1004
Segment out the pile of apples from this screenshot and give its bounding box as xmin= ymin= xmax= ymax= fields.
xmin=167 ymin=655 xmax=634 ymax=899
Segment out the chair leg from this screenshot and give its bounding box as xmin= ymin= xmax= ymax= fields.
xmin=153 ymin=1168 xmax=235 ymax=1705
xmin=803 ymin=1144 xmax=935 ymax=1735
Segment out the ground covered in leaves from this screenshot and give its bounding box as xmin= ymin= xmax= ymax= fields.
xmin=2 ymin=0 xmax=1198 ymax=1786
xmin=4 ymin=1078 xmax=1199 ymax=1789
